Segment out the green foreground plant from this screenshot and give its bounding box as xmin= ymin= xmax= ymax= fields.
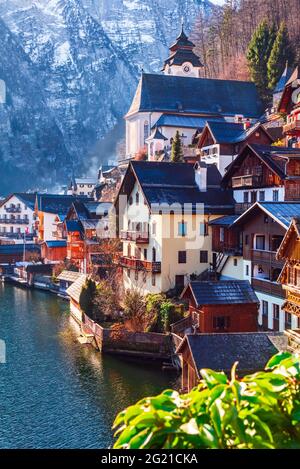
xmin=113 ymin=352 xmax=300 ymax=449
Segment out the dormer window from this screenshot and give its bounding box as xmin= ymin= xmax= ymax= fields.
xmin=136 ymin=193 xmax=139 ymax=205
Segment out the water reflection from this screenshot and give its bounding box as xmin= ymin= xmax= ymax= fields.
xmin=0 ymin=285 xmax=177 ymax=448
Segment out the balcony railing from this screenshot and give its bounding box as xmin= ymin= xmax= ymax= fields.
xmin=283 ymin=120 xmax=300 ymax=134
xmin=212 ymin=241 xmax=243 ymax=256
xmin=232 ymin=175 xmax=262 ymax=188
xmin=0 ymin=232 xmax=35 ymax=240
xmin=120 ymin=231 xmax=149 ymax=243
xmin=251 ymin=249 xmax=283 ymax=268
xmin=4 ymin=206 xmax=22 ymax=213
xmin=252 ymin=277 xmax=285 ymax=298
xmin=117 ymin=256 xmax=161 ymax=273
xmin=0 ymin=218 xmax=30 ymax=224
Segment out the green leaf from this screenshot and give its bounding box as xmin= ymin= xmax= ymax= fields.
xmin=200 ymin=369 xmax=228 ymax=388
xmin=266 ymin=352 xmax=293 ymax=370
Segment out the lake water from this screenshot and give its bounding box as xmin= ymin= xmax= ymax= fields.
xmin=0 ymin=284 xmax=177 ymax=448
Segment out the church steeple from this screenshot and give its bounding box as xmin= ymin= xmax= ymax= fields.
xmin=162 ymin=22 xmax=203 ymax=78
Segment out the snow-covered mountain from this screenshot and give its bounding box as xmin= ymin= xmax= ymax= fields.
xmin=0 ymin=0 xmax=215 ymax=193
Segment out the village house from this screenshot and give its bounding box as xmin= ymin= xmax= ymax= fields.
xmin=35 ymin=194 xmax=91 ymax=243
xmin=56 ymin=270 xmax=84 ymax=298
xmin=177 ymin=332 xmax=286 ymax=392
xmin=277 ymin=217 xmax=300 ymax=350
xmin=278 ymin=65 xmax=300 ymax=149
xmin=197 ymin=121 xmax=274 ymax=176
xmin=40 ymin=240 xmax=67 ymax=264
xmin=64 ymin=200 xmax=112 ymax=274
xmin=68 ymin=177 xmax=97 ymax=198
xmin=222 ymin=143 xmax=300 ymax=213
xmin=66 ymin=274 xmax=88 ymax=326
xmin=125 ymin=26 xmax=263 ymax=162
xmin=210 ymin=202 xmax=300 ymax=333
xmin=0 ymin=193 xmax=36 ymax=242
xmin=179 ymin=280 xmax=259 ymax=334
xmin=0 ymin=243 xmax=40 ymax=264
xmin=114 ymin=160 xmax=235 ymax=295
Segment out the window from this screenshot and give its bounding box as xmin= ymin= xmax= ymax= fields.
xmin=129 ymin=196 xmax=133 ymax=206
xmin=262 ymin=301 xmax=268 ymax=317
xmin=213 ymin=316 xmax=230 ymax=331
xmin=152 ymin=274 xmax=156 ymax=287
xmin=285 ymin=312 xmax=292 ymax=326
xmin=128 ymin=244 xmax=131 ymax=257
xmin=178 ymin=251 xmax=187 ymax=264
xmin=251 ymin=191 xmax=257 ymax=203
xmin=259 ymin=191 xmax=265 ymax=202
xmin=144 ymin=121 xmax=149 ymax=141
xmin=127 ymin=269 xmax=131 ymax=279
xmin=220 ymin=227 xmax=225 ymax=243
xmin=144 ymin=249 xmax=147 ymax=260
xmin=152 ymin=247 xmax=156 ymax=263
xmin=178 ymin=221 xmax=187 ymax=237
xmin=135 ymin=193 xmax=139 ymax=205
xmin=200 ymin=222 xmax=208 ymax=236
xmin=152 ymin=221 xmax=156 ymax=236
xmin=243 ymin=192 xmax=249 ymax=204
xmin=245 ymin=234 xmax=249 ymax=245
xmin=273 ymin=304 xmax=280 ymax=321
xmin=233 ymin=258 xmax=238 ymax=267
xmin=135 ymin=270 xmax=139 ymax=281
xmin=256 ymin=235 xmax=265 ymax=250
xmin=245 ymin=264 xmax=249 ymax=276
xmin=273 ymin=190 xmax=279 ymax=202
xmin=200 ymin=250 xmax=208 ymax=263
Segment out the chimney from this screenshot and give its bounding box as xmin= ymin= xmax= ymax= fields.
xmin=195 ymin=163 xmax=207 ymax=192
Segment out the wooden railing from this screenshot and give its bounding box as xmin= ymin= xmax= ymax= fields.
xmin=117 ymin=256 xmax=161 ymax=273
xmin=251 ymin=249 xmax=283 ymax=268
xmin=120 ymin=231 xmax=149 ymax=243
xmin=252 ymin=277 xmax=285 ymax=298
xmin=283 ymin=120 xmax=300 ymax=134
xmin=232 ymin=175 xmax=262 ymax=188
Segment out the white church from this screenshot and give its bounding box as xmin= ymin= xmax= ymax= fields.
xmin=125 ymin=24 xmax=264 ymax=165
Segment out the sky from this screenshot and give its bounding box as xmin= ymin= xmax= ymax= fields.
xmin=211 ymin=0 xmax=225 ymax=4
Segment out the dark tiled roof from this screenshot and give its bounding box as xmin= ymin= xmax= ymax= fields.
xmin=164 ymin=49 xmax=203 ymax=68
xmin=45 ymin=240 xmax=67 ymax=248
xmin=37 ymin=194 xmax=90 ymax=215
xmin=0 ymin=244 xmax=40 ymax=254
xmin=186 ymin=280 xmax=259 ymax=306
xmin=206 ymin=121 xmax=245 ymax=143
xmin=130 ymin=161 xmax=235 ymax=215
xmin=259 ymin=202 xmax=300 ymax=228
xmin=65 ymin=220 xmax=82 ymax=233
xmin=182 ymin=333 xmax=283 ymax=374
xmin=73 ymin=201 xmax=91 ymax=220
xmin=153 ymin=114 xmax=223 ymax=130
xmin=127 ymin=73 xmax=263 ymax=118
xmin=147 ymin=127 xmax=168 ymax=141
xmin=209 ymin=215 xmax=239 ymax=226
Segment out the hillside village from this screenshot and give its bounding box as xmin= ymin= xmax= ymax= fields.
xmin=1 ymin=25 xmax=300 ymax=391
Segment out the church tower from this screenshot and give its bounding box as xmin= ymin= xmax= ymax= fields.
xmin=162 ymin=23 xmax=204 ymax=78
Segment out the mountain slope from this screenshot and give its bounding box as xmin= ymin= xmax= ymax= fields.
xmin=0 ymin=0 xmax=215 ymax=194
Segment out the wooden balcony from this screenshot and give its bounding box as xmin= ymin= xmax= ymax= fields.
xmin=117 ymin=256 xmax=161 ymax=273
xmin=251 ymin=249 xmax=283 ymax=268
xmin=0 ymin=218 xmax=29 ymax=225
xmin=252 ymin=278 xmax=285 ymax=298
xmin=232 ymin=175 xmax=262 ymax=188
xmin=4 ymin=206 xmax=22 ymax=213
xmin=120 ymin=230 xmax=149 ymax=244
xmin=283 ymin=120 xmax=300 ymax=134
xmin=212 ymin=241 xmax=243 ymax=256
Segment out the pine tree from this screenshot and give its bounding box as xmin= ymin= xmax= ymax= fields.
xmin=267 ymin=23 xmax=294 ymax=91
xmin=247 ymin=20 xmax=276 ymax=103
xmin=171 ymin=131 xmax=184 ymax=163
